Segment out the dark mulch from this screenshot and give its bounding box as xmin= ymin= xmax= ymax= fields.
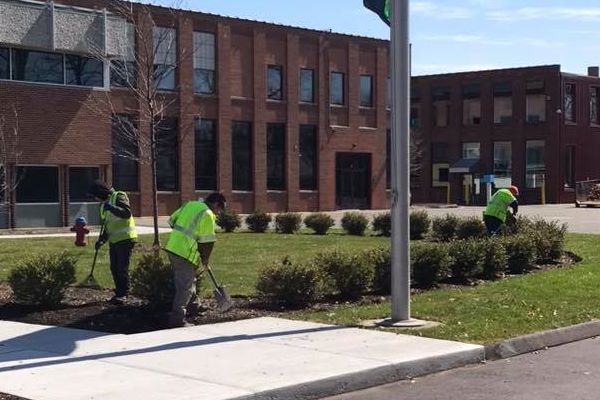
xmin=0 ymin=395 xmax=29 ymax=400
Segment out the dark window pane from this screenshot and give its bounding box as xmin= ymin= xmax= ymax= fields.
xmin=410 ymin=107 xmax=420 ymax=128
xmin=65 ymin=55 xmax=103 ymax=87
xmin=194 ymin=69 xmax=215 ymax=94
xmin=267 ymin=65 xmax=283 ymax=100
xmin=267 ymin=123 xmax=285 ymax=191
xmin=12 ymin=49 xmax=63 ymax=84
xmin=526 ymin=79 xmax=545 ymax=94
xmin=431 ymin=142 xmax=448 ymax=162
xmin=462 ymin=83 xmax=480 ymax=99
xmin=156 ymin=119 xmax=179 ymax=191
xmin=565 ymin=146 xmax=575 ymax=188
xmin=591 ymin=87 xmax=599 ymax=125
xmin=16 ymin=166 xmax=59 ymax=203
xmin=111 ymin=60 xmax=136 ymax=88
xmin=564 ymin=83 xmax=576 ymax=122
xmin=69 ymin=167 xmax=100 ymax=202
xmin=299 ymin=69 xmax=314 ymax=103
xmin=299 ymin=125 xmax=317 ymax=190
xmin=330 ymin=72 xmax=344 ymax=105
xmin=111 ymin=115 xmax=139 ymax=191
xmin=232 ymin=121 xmax=252 ymax=191
xmin=153 ymin=64 xmax=175 ymax=90
xmin=360 ymin=75 xmax=373 ymax=107
xmin=432 ymin=86 xmax=451 ymax=101
xmin=195 ymin=118 xmax=217 ymax=190
xmin=493 ymin=82 xmax=512 ymax=96
xmin=0 ymin=47 xmax=9 ymax=80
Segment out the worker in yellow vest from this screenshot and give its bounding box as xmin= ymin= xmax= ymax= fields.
xmin=164 ymin=192 xmax=226 ymax=327
xmin=90 ymin=180 xmax=138 ymax=305
xmin=483 ymin=185 xmax=519 ymax=235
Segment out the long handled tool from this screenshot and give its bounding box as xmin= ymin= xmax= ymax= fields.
xmin=78 ymin=223 xmax=105 ymax=289
xmin=204 ymin=265 xmax=233 ymax=312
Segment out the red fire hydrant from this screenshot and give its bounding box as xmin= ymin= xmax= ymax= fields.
xmin=71 ymin=216 xmax=90 ymax=247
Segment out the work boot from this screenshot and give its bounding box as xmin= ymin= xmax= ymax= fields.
xmin=168 ymin=314 xmax=194 ymax=328
xmin=186 ymin=302 xmax=205 ymax=318
xmin=108 ymin=295 xmax=127 ymax=306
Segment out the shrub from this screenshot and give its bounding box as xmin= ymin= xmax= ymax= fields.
xmin=246 ymin=210 xmax=272 ymax=233
xmin=363 ymin=247 xmax=391 ymax=294
xmin=410 ymin=210 xmax=431 ymax=240
xmin=304 ymin=213 xmax=335 ymax=235
xmin=500 ymin=215 xmax=533 ymax=236
xmin=314 ymin=250 xmax=373 ymax=299
xmin=482 ymin=238 xmax=508 ymax=280
xmin=341 ymin=212 xmax=369 ymax=236
xmin=502 ymin=235 xmax=536 ymax=274
xmin=529 ymin=219 xmax=567 ymax=264
xmin=448 ymin=239 xmax=485 ymax=281
xmin=411 ymin=243 xmax=452 ymax=288
xmin=256 ymin=257 xmax=322 ymax=307
xmin=431 ymin=214 xmax=460 ymax=242
xmin=456 ymin=217 xmax=487 ymax=240
xmin=216 ymin=210 xmax=242 ymax=233
xmin=274 ymin=213 xmax=302 ymax=234
xmin=372 ymin=213 xmax=391 ymax=236
xmin=8 ymin=252 xmax=77 ymax=306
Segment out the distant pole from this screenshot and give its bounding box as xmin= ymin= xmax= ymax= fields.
xmin=390 ymin=0 xmax=411 ymax=322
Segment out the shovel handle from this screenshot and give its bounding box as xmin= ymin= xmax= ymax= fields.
xmin=203 ymin=265 xmax=221 ymax=288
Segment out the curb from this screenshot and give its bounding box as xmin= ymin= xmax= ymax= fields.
xmin=484 ymin=319 xmax=600 ymax=360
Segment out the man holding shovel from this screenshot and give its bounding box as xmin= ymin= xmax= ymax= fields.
xmin=165 ymin=192 xmax=227 ymax=327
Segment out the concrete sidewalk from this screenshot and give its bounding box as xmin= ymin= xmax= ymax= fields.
xmin=0 ymin=317 xmax=483 ymax=400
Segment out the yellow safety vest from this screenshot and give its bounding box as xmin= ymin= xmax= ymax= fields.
xmin=100 ymin=191 xmax=138 ymax=244
xmin=483 ymin=188 xmax=516 ymax=223
xmin=165 ymin=201 xmax=216 ymax=266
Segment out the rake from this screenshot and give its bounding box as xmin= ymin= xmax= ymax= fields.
xmin=77 ymin=223 xmax=105 ymax=289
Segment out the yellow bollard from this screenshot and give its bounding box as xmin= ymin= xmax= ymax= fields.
xmin=447 ymin=184 xmax=451 ymax=204
xmin=541 ymin=178 xmax=546 ymax=205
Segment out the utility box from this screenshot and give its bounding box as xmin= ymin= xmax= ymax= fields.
xmin=575 ymin=180 xmax=600 ymax=208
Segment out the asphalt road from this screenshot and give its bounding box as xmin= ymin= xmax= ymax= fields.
xmin=324 ymin=337 xmax=600 ymax=400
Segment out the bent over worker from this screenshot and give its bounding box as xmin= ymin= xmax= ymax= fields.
xmin=164 ymin=192 xmax=226 ymax=327
xmin=483 ymin=185 xmax=519 ymax=236
xmin=89 ymin=180 xmax=138 ymax=305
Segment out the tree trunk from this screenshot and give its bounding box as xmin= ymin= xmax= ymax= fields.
xmin=150 ymin=122 xmax=160 ymax=248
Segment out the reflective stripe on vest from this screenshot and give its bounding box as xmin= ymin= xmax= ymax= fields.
xmin=165 ymin=202 xmax=215 ymax=265
xmin=100 ymin=191 xmax=137 ymax=244
xmin=171 ymin=208 xmax=215 ymax=242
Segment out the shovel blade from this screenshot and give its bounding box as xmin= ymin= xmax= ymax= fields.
xmin=213 ymin=286 xmax=233 ymax=312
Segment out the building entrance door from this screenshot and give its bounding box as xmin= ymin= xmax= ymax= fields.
xmin=335 ymin=153 xmax=371 ymax=209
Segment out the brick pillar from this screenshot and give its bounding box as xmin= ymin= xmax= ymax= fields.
xmin=348 ymin=43 xmax=359 ymax=130
xmin=318 ymin=35 xmax=335 ymax=211
xmin=253 ymin=29 xmax=267 ymax=210
xmin=371 ymin=45 xmax=389 ymax=210
xmin=217 ymin=23 xmax=232 ymax=198
xmin=286 ymin=33 xmax=300 ymax=211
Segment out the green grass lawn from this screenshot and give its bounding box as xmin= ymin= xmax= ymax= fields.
xmin=294 ymin=233 xmax=600 ymax=344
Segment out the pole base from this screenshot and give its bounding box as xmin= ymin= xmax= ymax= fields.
xmin=363 ymin=317 xmax=439 ymax=329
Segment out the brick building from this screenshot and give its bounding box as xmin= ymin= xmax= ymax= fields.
xmin=0 ymin=0 xmax=599 ymax=228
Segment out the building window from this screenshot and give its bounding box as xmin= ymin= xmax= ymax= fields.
xmin=267 ymin=65 xmax=283 ymax=100
xmin=493 ymin=82 xmax=513 ymax=124
xmin=330 ymin=71 xmax=345 ymax=106
xmin=111 ymin=115 xmax=139 ymax=192
xmin=153 ymin=27 xmax=177 ymax=90
xmin=526 ymin=79 xmax=546 ymax=123
xmin=359 ymin=75 xmax=373 ymax=107
xmin=0 ymin=47 xmax=9 ymax=80
xmin=65 ymin=55 xmax=104 ymax=87
xmin=462 ymin=84 xmax=481 ymax=125
xmin=462 ymin=142 xmax=480 ymax=159
xmin=267 ymin=123 xmax=285 ymax=190
xmin=493 ymin=141 xmax=512 ymax=178
xmin=525 ymin=140 xmax=545 ymax=188
xmin=193 ymin=32 xmax=216 ymax=95
xmin=410 ymin=106 xmax=420 ymax=128
xmin=16 ymin=166 xmax=59 ymax=203
xmin=564 ymin=83 xmax=576 ymax=123
xmin=432 ymin=86 xmax=451 ymax=127
xmin=232 ymin=121 xmax=252 ymax=191
xmin=565 ymin=145 xmax=575 ymax=189
xmin=12 ymin=49 xmax=63 ymax=84
xmin=299 ymin=68 xmax=314 ymax=103
xmin=69 ymin=167 xmax=100 ymax=202
xmin=156 ymin=119 xmax=179 ymax=191
xmin=195 ymin=118 xmax=217 ymax=191
xmin=111 ymin=60 xmax=136 ymax=88
xmin=299 ymin=125 xmax=317 ymax=190
xmin=590 ymin=87 xmax=599 ymax=125
xmin=431 ymin=142 xmax=449 ymax=188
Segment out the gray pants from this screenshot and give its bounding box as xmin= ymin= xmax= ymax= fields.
xmin=167 ymin=252 xmax=200 ymax=324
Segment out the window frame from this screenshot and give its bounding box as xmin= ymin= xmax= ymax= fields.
xmin=194 ymin=118 xmax=217 ymax=191
xmin=359 ymin=74 xmax=373 ymax=108
xmin=299 ymin=125 xmax=318 ymax=191
xmin=231 ymin=121 xmax=253 ymax=191
xmin=330 ymin=71 xmax=345 ymax=106
xmin=266 ymin=123 xmax=286 ymax=191
xmin=267 ymin=64 xmax=283 ymax=101
xmin=299 ymin=68 xmax=315 ymax=103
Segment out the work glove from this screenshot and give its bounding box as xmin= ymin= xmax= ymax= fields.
xmin=103 ymin=202 xmax=115 ymax=212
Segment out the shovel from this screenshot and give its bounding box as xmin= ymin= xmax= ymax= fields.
xmin=203 ymin=265 xmax=233 ymax=312
xmin=78 ymin=224 xmax=104 ymax=289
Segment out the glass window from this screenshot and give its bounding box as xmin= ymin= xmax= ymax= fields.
xmin=0 ymin=47 xmax=9 ymax=80
xmin=526 ymin=79 xmax=546 ymax=123
xmin=493 ymin=82 xmax=513 ymax=124
xmin=462 ymin=84 xmax=481 ymax=126
xmin=195 ymin=118 xmax=217 ymax=191
xmin=65 ymin=55 xmax=104 ymax=87
xmin=267 ymin=65 xmax=283 ymax=100
xmin=16 ymin=166 xmax=59 ymax=203
xmin=299 ymin=125 xmax=317 ymax=190
xmin=156 ymin=118 xmax=178 ymax=191
xmin=267 ymin=123 xmax=285 ymax=190
xmin=299 ymin=68 xmax=314 ymax=103
xmin=462 ymin=142 xmax=480 ymax=159
xmin=564 ymin=83 xmax=576 ymax=123
xmin=153 ymin=27 xmax=177 ymax=90
xmin=591 ymin=87 xmax=600 ymax=125
xmin=111 ymin=115 xmax=139 ymax=192
xmin=330 ymin=71 xmax=344 ymax=105
xmin=525 ymin=140 xmax=545 ymax=188
xmin=69 ymin=167 xmax=100 ymax=202
xmin=432 ymin=163 xmax=449 ymax=187
xmin=193 ymin=32 xmax=216 ymax=95
xmin=565 ymin=145 xmax=575 ymax=189
xmin=111 ymin=60 xmax=136 ymax=88
xmin=232 ymin=121 xmax=252 ymax=191
xmin=360 ymin=75 xmax=373 ymax=107
xmin=432 ymin=86 xmax=451 ymax=127
xmin=12 ymin=49 xmax=63 ymax=84
xmin=493 ymin=142 xmax=512 ymax=178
